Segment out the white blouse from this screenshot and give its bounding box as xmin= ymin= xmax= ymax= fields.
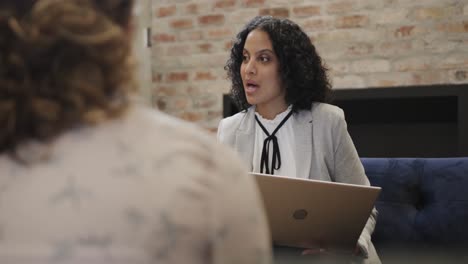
xmin=252 ymin=105 xmax=297 ymax=178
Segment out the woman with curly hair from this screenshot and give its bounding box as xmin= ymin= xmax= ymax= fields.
xmin=218 ymin=16 xmax=380 ymax=263
xmin=0 ymin=1 xmax=272 ymax=263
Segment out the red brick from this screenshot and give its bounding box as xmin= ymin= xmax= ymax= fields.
xmin=170 ymin=19 xmax=193 ymax=29
xmin=167 ymin=72 xmax=189 ymax=82
xmin=179 ymin=30 xmax=203 ymax=41
xmin=437 ymin=21 xmax=468 ymax=33
xmin=394 ymin=26 xmax=415 ymax=38
xmin=439 ymin=55 xmax=468 ymax=69
xmin=156 ymin=86 xmax=177 ymax=96
xmin=156 ymin=5 xmax=176 ymax=17
xmin=195 ymin=72 xmax=217 ymax=81
xmin=179 ymin=112 xmax=203 ymax=122
xmin=174 ymin=97 xmax=190 ymax=109
xmin=214 ymin=0 xmax=236 ymax=9
xmin=346 ymin=43 xmax=374 ymax=56
xmin=351 ymin=59 xmax=390 ymax=73
xmin=187 ymin=86 xmax=204 ymax=96
xmin=206 ymin=28 xmax=233 ymax=40
xmin=224 ymin=40 xmax=234 ymax=51
xmin=242 ymin=0 xmax=265 ymax=7
xmin=193 ymin=96 xmax=217 ymax=108
xmin=198 ymin=15 xmax=225 ymax=25
xmin=335 ymin=15 xmax=369 ymax=29
xmin=327 ymin=1 xmax=353 ymax=14
xmin=259 ymin=8 xmax=290 ymax=18
xmin=206 ymin=127 xmax=218 ymax=134
xmin=185 ymin=3 xmax=198 ymax=14
xmin=302 ymin=19 xmax=330 ymax=31
xmin=412 ymin=7 xmax=446 ymax=20
xmin=166 ymin=45 xmax=191 ymax=56
xmin=207 ymin=110 xmax=222 ymax=121
xmin=293 ymin=6 xmax=321 ymax=17
xmin=379 ymin=41 xmax=413 ymax=56
xmin=365 ymin=72 xmax=414 ymax=87
xmin=153 ymin=33 xmax=176 ymax=43
xmin=411 ymin=72 xmax=445 ymax=85
xmin=197 ymin=43 xmax=213 ymax=53
xmin=394 ymin=57 xmax=432 ymax=71
xmin=378 ymin=79 xmax=398 ymax=87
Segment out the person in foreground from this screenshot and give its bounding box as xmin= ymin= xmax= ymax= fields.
xmin=217 ymin=16 xmax=380 ymax=263
xmin=0 ymin=1 xmax=272 ymax=263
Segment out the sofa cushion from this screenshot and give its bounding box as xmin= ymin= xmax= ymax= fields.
xmin=361 ymin=158 xmax=468 ymax=245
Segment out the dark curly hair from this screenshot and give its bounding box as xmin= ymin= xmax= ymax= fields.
xmin=225 ymin=16 xmax=333 ymax=112
xmin=0 ymin=0 xmax=134 ymax=153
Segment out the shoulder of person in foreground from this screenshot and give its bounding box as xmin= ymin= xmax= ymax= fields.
xmin=128 ymin=106 xmax=273 ymax=264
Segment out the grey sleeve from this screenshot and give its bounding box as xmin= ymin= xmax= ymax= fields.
xmin=331 ymin=112 xmax=378 ymax=258
xmin=216 ymin=119 xmax=225 ymax=142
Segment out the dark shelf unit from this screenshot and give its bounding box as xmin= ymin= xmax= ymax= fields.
xmin=223 ymin=84 xmax=468 ymax=157
xmin=331 ymin=84 xmax=468 ymax=157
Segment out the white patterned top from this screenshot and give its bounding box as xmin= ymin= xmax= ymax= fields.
xmin=0 ymin=105 xmax=272 ymax=264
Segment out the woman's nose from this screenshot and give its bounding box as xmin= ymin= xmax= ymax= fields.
xmin=244 ymin=60 xmax=256 ymax=75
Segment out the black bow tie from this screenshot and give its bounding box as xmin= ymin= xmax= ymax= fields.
xmin=255 ymin=110 xmax=293 ymax=175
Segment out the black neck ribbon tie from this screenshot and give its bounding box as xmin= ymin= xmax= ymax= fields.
xmin=255 ymin=110 xmax=293 ymax=175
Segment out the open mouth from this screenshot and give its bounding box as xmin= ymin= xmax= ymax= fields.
xmin=245 ymin=81 xmax=259 ymax=92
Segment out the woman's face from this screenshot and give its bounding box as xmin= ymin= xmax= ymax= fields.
xmin=240 ymin=29 xmax=286 ymax=113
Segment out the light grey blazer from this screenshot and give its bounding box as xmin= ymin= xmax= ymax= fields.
xmin=217 ymin=102 xmax=380 ymax=262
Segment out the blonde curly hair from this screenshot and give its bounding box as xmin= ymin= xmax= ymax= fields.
xmin=0 ymin=0 xmax=135 ymax=152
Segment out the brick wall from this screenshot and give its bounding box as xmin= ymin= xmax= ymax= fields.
xmin=151 ymin=0 xmax=468 ymax=131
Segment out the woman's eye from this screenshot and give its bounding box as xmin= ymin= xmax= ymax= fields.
xmin=259 ymin=56 xmax=270 ymax=62
xmin=242 ymin=55 xmax=249 ymax=62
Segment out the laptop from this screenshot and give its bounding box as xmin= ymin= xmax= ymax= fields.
xmin=252 ymin=172 xmax=381 ymax=251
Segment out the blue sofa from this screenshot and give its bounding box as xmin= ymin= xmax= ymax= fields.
xmin=362 ymin=157 xmax=468 ymax=263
